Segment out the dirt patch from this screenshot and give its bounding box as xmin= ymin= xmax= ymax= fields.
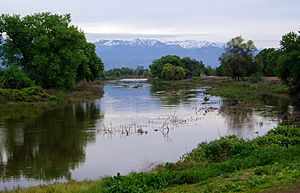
xmin=261 ymin=183 xmax=300 ymax=193
xmin=262 ymin=77 xmax=281 ymax=84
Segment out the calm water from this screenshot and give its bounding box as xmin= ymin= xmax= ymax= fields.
xmin=0 ymin=79 xmax=294 ymax=190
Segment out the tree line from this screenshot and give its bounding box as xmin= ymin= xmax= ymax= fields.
xmin=216 ymin=32 xmax=300 ymax=94
xmin=104 ymin=66 xmax=150 ymax=78
xmin=148 ymin=32 xmax=300 ymax=94
xmin=0 ymin=13 xmax=104 ymax=89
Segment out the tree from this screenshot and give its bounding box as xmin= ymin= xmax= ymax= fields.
xmin=149 ymin=55 xmax=204 ymax=79
xmin=219 ymin=36 xmax=257 ymax=80
xmin=181 ymin=57 xmax=206 ymax=77
xmin=77 ymin=43 xmax=104 ymax=82
xmin=255 ymin=48 xmax=280 ymax=76
xmin=0 ymin=66 xmax=34 ymax=89
xmin=161 ymin=63 xmax=185 ymax=80
xmin=161 ymin=63 xmax=176 ymax=80
xmin=278 ymin=31 xmax=300 ymax=94
xmin=149 ymin=55 xmax=182 ymax=78
xmin=0 ymin=13 xmax=104 ymax=89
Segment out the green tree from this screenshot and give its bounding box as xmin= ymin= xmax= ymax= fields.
xmin=77 ymin=43 xmax=104 ymax=82
xmin=149 ymin=55 xmax=182 ymax=78
xmin=174 ymin=66 xmax=185 ymax=80
xmin=0 ymin=66 xmax=34 ymax=89
xmin=206 ymin=66 xmax=216 ymax=76
xmin=219 ymin=36 xmax=257 ymax=80
xmin=255 ymin=48 xmax=280 ymax=76
xmin=149 ymin=55 xmax=204 ymax=79
xmin=161 ymin=63 xmax=176 ymax=80
xmin=161 ymin=63 xmax=185 ymax=80
xmin=0 ymin=13 xmax=104 ymax=89
xmin=278 ymin=31 xmax=300 ymax=94
xmin=181 ymin=57 xmax=206 ymax=77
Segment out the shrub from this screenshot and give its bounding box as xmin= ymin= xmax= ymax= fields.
xmin=0 ymin=66 xmax=34 ymax=89
xmin=248 ymin=72 xmax=262 ymax=83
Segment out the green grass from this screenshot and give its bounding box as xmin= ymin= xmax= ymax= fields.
xmin=5 ymin=125 xmax=299 ymax=193
xmin=100 ymin=125 xmax=300 ymax=193
xmin=0 ymin=81 xmax=103 ymax=104
xmin=189 ymin=77 xmax=290 ymax=104
xmin=0 ymin=86 xmax=55 ymax=102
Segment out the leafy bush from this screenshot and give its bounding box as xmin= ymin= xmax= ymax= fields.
xmin=161 ymin=63 xmax=186 ymax=80
xmin=100 ymin=126 xmax=300 ymax=192
xmin=184 ymin=136 xmax=253 ymax=162
xmin=0 ymin=86 xmax=51 ymax=102
xmin=0 ymin=66 xmax=34 ymax=89
xmin=248 ymin=72 xmax=262 ymax=83
xmin=149 ymin=55 xmax=205 ymax=80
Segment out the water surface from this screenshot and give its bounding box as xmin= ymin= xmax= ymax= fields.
xmin=0 ymin=79 xmax=293 ymax=189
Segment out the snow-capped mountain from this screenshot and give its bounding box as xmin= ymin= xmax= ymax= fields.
xmin=95 ymin=39 xmax=225 ymax=69
xmin=165 ymin=40 xmax=225 ymax=49
xmin=96 ymin=39 xmax=225 ymax=49
xmin=96 ymin=39 xmax=166 ymax=47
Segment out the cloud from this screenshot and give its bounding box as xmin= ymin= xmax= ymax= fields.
xmin=1 ymin=0 xmax=300 ymax=47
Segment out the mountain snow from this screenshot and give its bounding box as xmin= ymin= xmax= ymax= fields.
xmin=95 ymin=39 xmax=225 ymax=49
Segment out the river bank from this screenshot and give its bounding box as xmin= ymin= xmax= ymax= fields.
xmin=3 ymin=125 xmax=299 ymax=193
xmin=0 ymin=81 xmax=104 ymax=104
xmin=1 ymin=77 xmax=299 ymax=193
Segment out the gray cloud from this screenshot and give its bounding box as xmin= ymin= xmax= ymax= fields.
xmin=1 ymin=0 xmax=300 ymax=47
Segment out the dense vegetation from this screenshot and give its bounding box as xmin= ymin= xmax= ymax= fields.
xmin=104 ymin=66 xmax=150 ymax=78
xmin=278 ymin=31 xmax=300 ymax=94
xmin=0 ymin=13 xmax=104 ymax=89
xmin=255 ymin=48 xmax=280 ymax=76
xmin=6 ymin=125 xmax=300 ymax=193
xmin=215 ymin=31 xmax=300 ymax=95
xmin=149 ymin=55 xmax=206 ymax=80
xmin=218 ymin=36 xmax=257 ymax=80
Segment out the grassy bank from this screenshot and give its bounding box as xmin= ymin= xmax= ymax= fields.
xmin=190 ymin=77 xmax=290 ymax=105
xmin=4 ymin=125 xmax=300 ymax=193
xmin=0 ymin=81 xmax=103 ymax=104
xmin=149 ymin=76 xmax=290 ymax=106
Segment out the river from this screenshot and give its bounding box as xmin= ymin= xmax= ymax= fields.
xmin=0 ymin=79 xmax=294 ymax=190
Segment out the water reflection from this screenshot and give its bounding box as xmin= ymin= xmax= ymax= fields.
xmin=0 ymin=102 xmax=102 ymax=181
xmin=0 ymin=79 xmax=297 ymax=190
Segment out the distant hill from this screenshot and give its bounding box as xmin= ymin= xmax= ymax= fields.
xmin=94 ymin=39 xmax=225 ymax=69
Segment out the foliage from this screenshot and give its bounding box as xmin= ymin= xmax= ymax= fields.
xmin=219 ymin=36 xmax=258 ymax=80
xmin=207 ymin=80 xmax=288 ymax=104
xmin=149 ymin=55 xmax=206 ymax=80
xmin=99 ymin=126 xmax=300 ymax=193
xmin=278 ymin=31 xmax=300 ymax=94
xmin=255 ymin=48 xmax=281 ymax=76
xmin=0 ymin=13 xmax=104 ymax=89
xmin=161 ymin=63 xmax=186 ymax=80
xmin=0 ymin=86 xmax=52 ymax=102
xmin=248 ymin=72 xmax=262 ymax=83
xmin=76 ymin=43 xmax=104 ymax=82
xmin=149 ymin=55 xmax=182 ymax=79
xmin=205 ymin=66 xmax=216 ymax=76
xmin=0 ymin=66 xmax=34 ymax=89
xmin=104 ymin=66 xmax=149 ymax=78
xmin=5 ymin=126 xmax=300 ymax=193
xmin=181 ymin=57 xmax=206 ymax=77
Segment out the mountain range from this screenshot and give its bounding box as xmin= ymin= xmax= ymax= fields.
xmin=94 ymin=39 xmax=225 ymax=69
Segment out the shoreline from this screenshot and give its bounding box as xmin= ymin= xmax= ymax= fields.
xmin=2 ymin=125 xmax=299 ymax=193
xmin=1 ymin=77 xmax=299 ymax=192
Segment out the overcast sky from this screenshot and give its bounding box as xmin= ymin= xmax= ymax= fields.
xmin=1 ymin=0 xmax=299 ymax=47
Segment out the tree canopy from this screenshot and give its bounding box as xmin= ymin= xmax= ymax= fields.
xmin=0 ymin=13 xmax=104 ymax=89
xmin=219 ymin=36 xmax=257 ymax=80
xmin=278 ymin=31 xmax=300 ymax=94
xmin=255 ymin=48 xmax=280 ymax=76
xmin=149 ymin=55 xmax=206 ymax=80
